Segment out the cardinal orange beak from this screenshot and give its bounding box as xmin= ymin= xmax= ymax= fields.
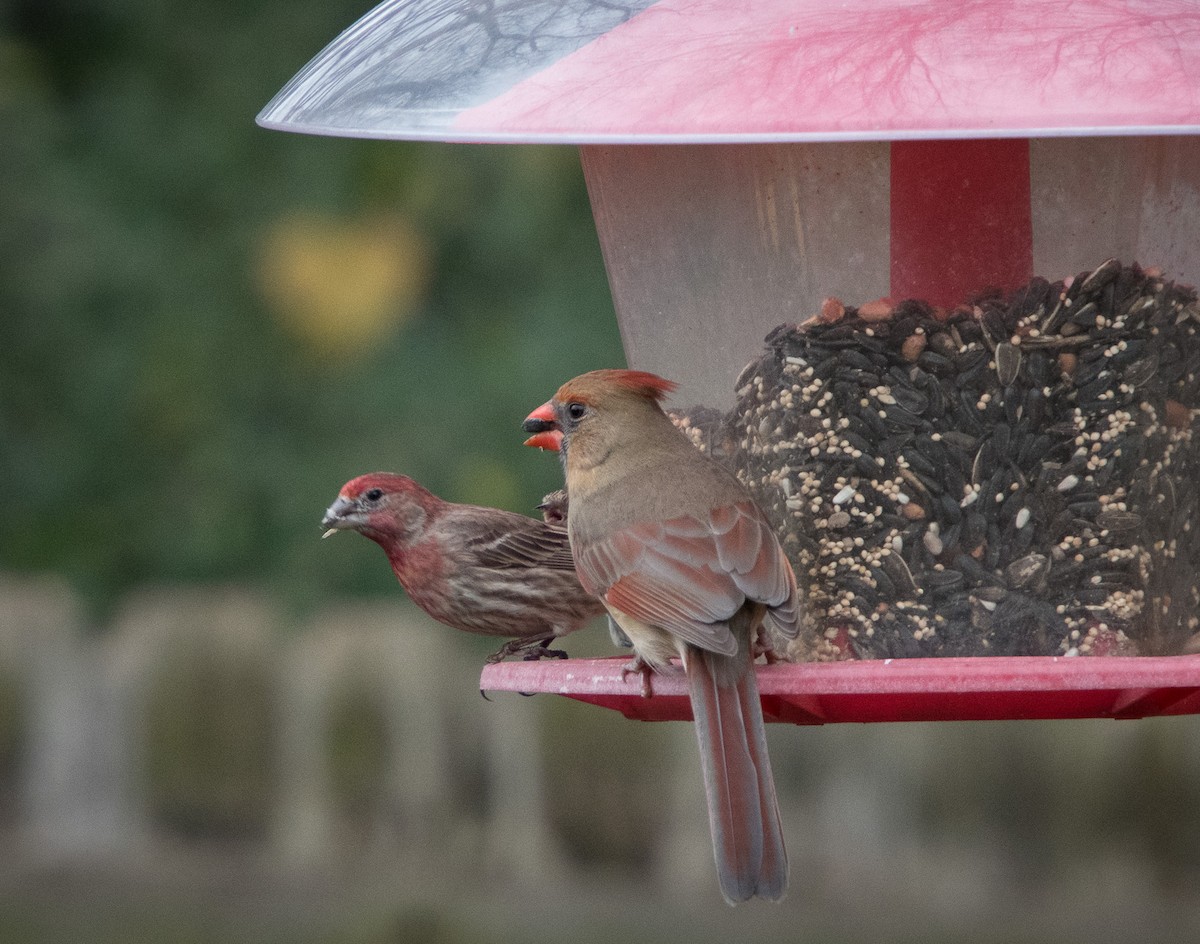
xmin=522 ymin=402 xmax=562 ymax=452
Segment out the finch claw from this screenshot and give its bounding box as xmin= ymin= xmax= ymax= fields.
xmin=487 ymin=636 xmax=566 ymax=663
xmin=526 ymin=646 xmax=568 ymax=661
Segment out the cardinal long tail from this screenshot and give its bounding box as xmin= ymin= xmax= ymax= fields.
xmin=684 ymin=643 xmax=788 ymax=904
xmin=735 ymin=654 xmax=788 ymax=900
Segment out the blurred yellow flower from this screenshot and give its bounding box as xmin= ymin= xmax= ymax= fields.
xmin=257 ymin=212 xmax=430 ymax=357
xmin=450 ymin=455 xmax=522 ymax=514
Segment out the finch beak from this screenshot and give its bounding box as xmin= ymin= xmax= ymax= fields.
xmin=321 ymin=495 xmax=363 ymax=536
xmin=523 ymin=402 xmax=562 ymax=452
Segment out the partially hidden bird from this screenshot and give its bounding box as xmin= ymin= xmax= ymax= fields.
xmin=537 ymin=488 xmax=633 ymax=651
xmin=321 ymin=473 xmax=606 ymax=662
xmin=523 ymin=368 xmax=802 ymax=904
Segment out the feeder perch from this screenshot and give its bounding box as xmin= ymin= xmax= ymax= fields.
xmin=261 ymin=0 xmax=1200 ymax=722
xmin=478 ymin=655 xmax=1200 ymax=725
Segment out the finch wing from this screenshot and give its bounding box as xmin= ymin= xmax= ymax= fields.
xmin=576 ymin=502 xmax=800 ymax=653
xmin=462 ymin=512 xmax=579 ymax=572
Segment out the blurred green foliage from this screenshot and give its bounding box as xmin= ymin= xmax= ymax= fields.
xmin=541 ymin=693 xmax=665 ymax=870
xmin=322 ymin=905 xmax=467 ymax=944
xmin=1108 ymin=721 xmax=1200 ymax=889
xmin=325 ymin=674 xmax=391 ymax=834
xmin=0 ymin=664 xmax=23 ymax=826
xmin=144 ymin=640 xmax=276 ymax=838
xmin=0 ymin=0 xmax=623 ymax=619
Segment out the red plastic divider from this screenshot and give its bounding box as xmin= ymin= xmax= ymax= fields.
xmin=890 ymin=138 xmax=1033 ymax=308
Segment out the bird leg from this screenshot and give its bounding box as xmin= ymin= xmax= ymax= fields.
xmin=753 ymin=625 xmax=788 ymax=664
xmin=486 ymin=636 xmax=568 ymax=663
xmin=620 ymin=654 xmax=656 ymax=698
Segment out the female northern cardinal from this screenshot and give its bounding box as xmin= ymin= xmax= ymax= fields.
xmin=321 ymin=473 xmax=606 ymax=662
xmin=524 ymin=369 xmax=801 ymax=904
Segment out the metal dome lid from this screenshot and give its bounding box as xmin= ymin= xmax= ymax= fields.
xmin=259 ymin=0 xmax=1200 ymax=144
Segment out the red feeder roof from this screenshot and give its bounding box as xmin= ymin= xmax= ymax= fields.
xmin=260 ymin=0 xmax=1200 ymax=143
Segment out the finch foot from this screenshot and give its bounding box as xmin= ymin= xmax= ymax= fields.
xmin=524 ymin=641 xmax=568 ymax=661
xmin=620 ymin=656 xmax=656 ymax=698
xmin=486 ymin=636 xmax=566 ymax=663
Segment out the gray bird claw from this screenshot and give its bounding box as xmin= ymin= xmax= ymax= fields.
xmin=525 ymin=646 xmax=568 ymax=661
xmin=486 ymin=637 xmax=567 ymax=663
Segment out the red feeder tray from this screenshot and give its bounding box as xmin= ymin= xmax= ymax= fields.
xmin=480 ymin=655 xmax=1200 ymax=724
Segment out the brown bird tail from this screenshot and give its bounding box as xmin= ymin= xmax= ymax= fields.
xmin=684 ymin=644 xmax=789 ymax=904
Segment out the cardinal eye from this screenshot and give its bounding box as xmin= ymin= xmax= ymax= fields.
xmin=566 ymin=402 xmax=586 ymax=421
xmin=364 ymin=488 xmax=383 ymax=502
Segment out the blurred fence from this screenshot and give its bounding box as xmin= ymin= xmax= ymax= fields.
xmin=2 ymin=570 xmax=1200 ymax=926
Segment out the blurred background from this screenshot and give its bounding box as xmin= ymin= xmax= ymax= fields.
xmin=2 ymin=1 xmax=1200 ymax=942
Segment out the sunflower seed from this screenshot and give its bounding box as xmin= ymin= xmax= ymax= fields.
xmin=996 ymin=342 xmax=1022 ymax=386
xmin=1005 ymin=553 xmax=1048 ymax=588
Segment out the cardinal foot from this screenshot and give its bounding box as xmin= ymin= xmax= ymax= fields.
xmin=621 ymin=656 xmax=655 ymax=698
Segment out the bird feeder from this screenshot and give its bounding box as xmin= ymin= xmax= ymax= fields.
xmin=260 ymin=0 xmax=1200 ymax=723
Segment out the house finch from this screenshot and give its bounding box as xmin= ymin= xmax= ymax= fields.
xmin=536 ymin=489 xmax=569 ymax=526
xmin=524 ymin=369 xmax=801 ymax=904
xmin=321 ymin=473 xmax=606 ymax=662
